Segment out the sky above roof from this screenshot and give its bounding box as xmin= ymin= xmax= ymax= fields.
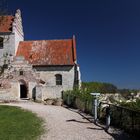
xmin=4 ymin=0 xmax=140 ymax=89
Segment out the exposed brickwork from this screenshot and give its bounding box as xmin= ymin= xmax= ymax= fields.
xmin=0 ymin=57 xmax=40 ymax=89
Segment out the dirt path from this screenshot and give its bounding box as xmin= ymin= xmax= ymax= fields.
xmin=5 ymin=102 xmax=114 ymax=140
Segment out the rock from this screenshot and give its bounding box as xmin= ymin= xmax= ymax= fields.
xmin=53 ymin=98 xmax=63 ymax=106
xmin=44 ymin=99 xmax=54 ymax=105
xmin=44 ymin=98 xmax=63 ymax=106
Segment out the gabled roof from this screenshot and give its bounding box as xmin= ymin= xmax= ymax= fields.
xmin=0 ymin=15 xmax=14 ymax=32
xmin=16 ymin=38 xmax=77 ymax=66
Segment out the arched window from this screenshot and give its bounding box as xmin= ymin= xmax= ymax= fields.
xmin=19 ymin=70 xmax=24 ymax=75
xmin=0 ymin=37 xmax=3 ymax=49
xmin=55 ymin=74 xmax=62 ymax=85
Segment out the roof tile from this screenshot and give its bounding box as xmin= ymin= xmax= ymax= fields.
xmin=0 ymin=16 xmax=14 ymax=32
xmin=16 ymin=39 xmax=76 ymax=66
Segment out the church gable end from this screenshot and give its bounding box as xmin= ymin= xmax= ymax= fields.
xmin=0 ymin=9 xmax=81 ymax=101
xmin=0 ymin=9 xmax=24 ymax=62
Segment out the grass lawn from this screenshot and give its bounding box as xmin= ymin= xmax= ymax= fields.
xmin=0 ymin=105 xmax=44 ymax=140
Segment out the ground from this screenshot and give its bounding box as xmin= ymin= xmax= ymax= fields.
xmin=3 ymin=101 xmax=133 ymax=140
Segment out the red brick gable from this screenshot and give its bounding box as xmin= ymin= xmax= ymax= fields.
xmin=0 ymin=16 xmax=14 ymax=32
xmin=16 ymin=39 xmax=77 ymax=66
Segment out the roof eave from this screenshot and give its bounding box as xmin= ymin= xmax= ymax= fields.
xmin=33 ymin=64 xmax=75 ymax=67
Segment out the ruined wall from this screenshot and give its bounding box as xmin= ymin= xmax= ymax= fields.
xmin=0 ymin=57 xmax=39 ymax=101
xmin=0 ymin=82 xmax=19 ymax=101
xmin=10 ymin=82 xmax=20 ymax=99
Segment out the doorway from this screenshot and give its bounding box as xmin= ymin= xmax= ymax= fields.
xmin=20 ymin=84 xmax=28 ymax=98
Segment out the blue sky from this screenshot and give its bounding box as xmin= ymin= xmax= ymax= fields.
xmin=5 ymin=0 xmax=140 ymax=89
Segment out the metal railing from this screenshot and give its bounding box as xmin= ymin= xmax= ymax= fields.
xmin=62 ymin=93 xmax=140 ymax=136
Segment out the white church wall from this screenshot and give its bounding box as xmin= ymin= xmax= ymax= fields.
xmin=14 ymin=29 xmax=24 ymax=54
xmin=0 ymin=34 xmax=15 ymax=60
xmin=35 ymin=66 xmax=75 ymax=99
xmin=28 ymin=82 xmax=36 ymax=99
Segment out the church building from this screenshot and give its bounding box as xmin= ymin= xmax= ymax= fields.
xmin=0 ymin=9 xmax=81 ymax=101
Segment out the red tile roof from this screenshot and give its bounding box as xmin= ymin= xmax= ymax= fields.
xmin=0 ymin=16 xmax=14 ymax=32
xmin=16 ymin=39 xmax=77 ymax=66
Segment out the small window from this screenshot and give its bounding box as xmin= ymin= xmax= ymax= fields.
xmin=19 ymin=71 xmax=24 ymax=75
xmin=0 ymin=37 xmax=3 ymax=49
xmin=55 ymin=74 xmax=62 ymax=85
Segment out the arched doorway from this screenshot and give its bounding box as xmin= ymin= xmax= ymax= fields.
xmin=19 ymin=80 xmax=28 ymax=99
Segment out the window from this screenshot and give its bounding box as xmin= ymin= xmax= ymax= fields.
xmin=0 ymin=37 xmax=3 ymax=49
xmin=19 ymin=70 xmax=24 ymax=75
xmin=55 ymin=74 xmax=62 ymax=85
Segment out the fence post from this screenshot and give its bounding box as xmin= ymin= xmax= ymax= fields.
xmin=94 ymin=99 xmax=98 ymax=123
xmin=105 ymin=106 xmax=111 ymax=131
xmin=98 ymin=102 xmax=102 ymax=119
xmin=90 ymin=93 xmax=100 ymax=124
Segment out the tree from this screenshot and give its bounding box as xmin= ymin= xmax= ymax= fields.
xmin=82 ymin=82 xmax=117 ymax=93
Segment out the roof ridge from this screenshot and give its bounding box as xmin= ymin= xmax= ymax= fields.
xmin=20 ymin=39 xmax=72 ymax=42
xmin=17 ymin=38 xmax=75 ymax=66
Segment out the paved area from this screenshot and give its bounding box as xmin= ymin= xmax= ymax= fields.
xmin=3 ymin=102 xmax=118 ymax=140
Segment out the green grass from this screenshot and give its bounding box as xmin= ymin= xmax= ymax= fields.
xmin=0 ymin=105 xmax=44 ymax=140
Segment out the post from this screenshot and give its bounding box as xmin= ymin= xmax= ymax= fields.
xmin=90 ymin=93 xmax=100 ymax=124
xmin=105 ymin=106 xmax=111 ymax=131
xmin=94 ymin=98 xmax=98 ymax=123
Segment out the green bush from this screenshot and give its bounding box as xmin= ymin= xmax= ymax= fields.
xmin=82 ymin=82 xmax=117 ymax=93
xmin=63 ymin=89 xmax=94 ymax=114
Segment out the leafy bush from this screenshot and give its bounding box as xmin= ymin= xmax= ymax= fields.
xmin=63 ymin=89 xmax=94 ymax=114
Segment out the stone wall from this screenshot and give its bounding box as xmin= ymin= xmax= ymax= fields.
xmin=41 ymin=86 xmax=63 ymax=99
xmin=0 ymin=58 xmax=39 ymax=101
xmin=0 ymin=34 xmax=15 ymax=61
xmin=0 ymin=82 xmax=19 ymax=101
xmin=35 ymin=66 xmax=75 ymax=99
xmin=10 ymin=82 xmax=20 ymax=99
xmin=36 ymin=85 xmax=42 ymax=101
xmin=28 ymin=82 xmax=37 ymax=99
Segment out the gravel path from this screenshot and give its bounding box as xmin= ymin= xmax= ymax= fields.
xmin=5 ymin=102 xmax=114 ymax=140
